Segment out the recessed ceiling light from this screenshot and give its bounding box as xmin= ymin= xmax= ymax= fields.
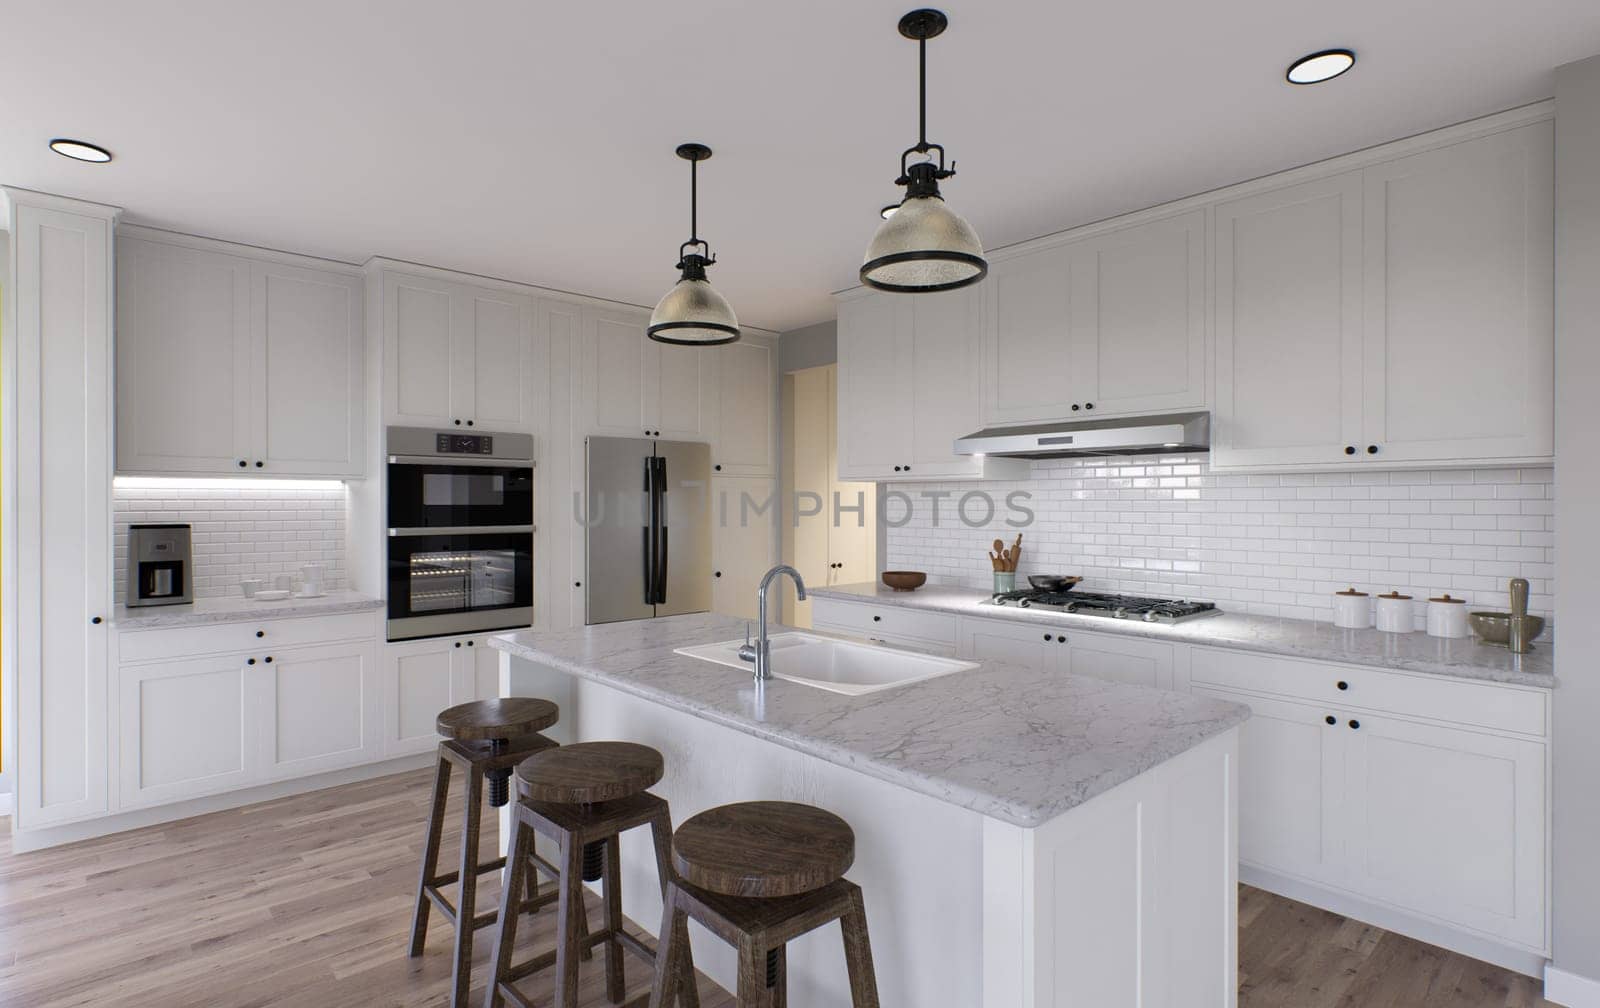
xmin=1286 ymin=49 xmax=1355 ymax=85
xmin=49 ymin=138 xmax=113 ymax=163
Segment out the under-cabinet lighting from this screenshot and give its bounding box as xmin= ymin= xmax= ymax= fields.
xmin=114 ymin=476 xmax=347 ymax=491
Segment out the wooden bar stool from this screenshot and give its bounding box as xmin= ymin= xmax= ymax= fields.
xmin=648 ymin=801 xmax=879 ymax=1008
xmin=409 ymin=697 xmax=561 ymax=1008
xmin=486 ymin=742 xmax=700 ymax=1008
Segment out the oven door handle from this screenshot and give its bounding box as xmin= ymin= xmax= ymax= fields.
xmin=388 ymin=525 xmax=535 ymax=537
xmin=388 ymin=454 xmax=535 ymax=469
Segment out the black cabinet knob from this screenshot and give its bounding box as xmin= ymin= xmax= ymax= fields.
xmin=238 ymin=460 xmax=247 ymax=468
xmin=255 ymin=461 xmax=264 ymax=468
xmin=1071 ymin=404 xmax=1081 ymax=411
xmin=247 ymin=658 xmax=256 ymax=666
xmin=714 ymin=571 xmax=722 ymax=578
xmin=1366 ymin=445 xmax=1378 ymax=455
xmin=1344 ymin=446 xmax=1356 ymax=455
xmin=454 ymin=641 xmax=462 ymax=648
xmin=455 ymin=419 xmax=463 ymax=426
xmin=1056 ymin=635 xmax=1066 ymax=644
xmin=893 ymin=466 xmax=902 ymax=472
xmin=903 ymin=465 xmax=910 ymax=472
xmin=256 ymin=630 xmax=265 ymax=638
xmin=1084 ymin=403 xmax=1094 ymax=410
xmin=466 ymin=420 xmax=474 ymax=427
xmin=1325 ymin=715 xmax=1336 ymax=725
xmin=714 ymin=464 xmax=722 ymax=472
xmin=264 ymin=656 xmax=274 ymax=664
xmin=1336 ymin=680 xmax=1348 ymax=690
xmin=1043 ymin=633 xmax=1051 ymax=640
xmin=872 ymin=615 xmax=881 ymax=622
xmin=1348 ymin=719 xmax=1360 ymax=730
xmin=91 ymin=616 xmax=103 ymax=625
xmin=467 ymin=640 xmax=474 ymax=646
xmin=574 ymin=581 xmax=582 ymax=587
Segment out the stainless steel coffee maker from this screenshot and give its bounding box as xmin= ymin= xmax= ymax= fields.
xmin=127 ymin=523 xmax=193 ymax=607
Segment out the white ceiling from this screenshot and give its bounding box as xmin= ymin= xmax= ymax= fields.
xmin=5 ymin=1 xmax=1600 ymax=331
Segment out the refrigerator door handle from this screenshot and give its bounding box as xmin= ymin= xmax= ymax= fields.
xmin=642 ymin=456 xmax=658 ymax=605
xmin=651 ymin=456 xmax=668 ymax=604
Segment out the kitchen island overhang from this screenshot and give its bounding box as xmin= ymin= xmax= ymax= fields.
xmin=493 ymin=614 xmax=1247 ymax=1006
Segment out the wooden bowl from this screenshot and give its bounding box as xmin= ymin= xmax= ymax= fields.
xmin=881 ymin=571 xmax=927 ymax=592
xmin=1468 ymin=611 xmax=1546 ymax=647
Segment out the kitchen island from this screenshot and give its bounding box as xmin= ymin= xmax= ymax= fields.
xmin=493 ymin=614 xmax=1248 ymax=1006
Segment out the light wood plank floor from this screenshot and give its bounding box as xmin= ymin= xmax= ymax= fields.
xmin=0 ymin=768 xmax=1557 ymax=1007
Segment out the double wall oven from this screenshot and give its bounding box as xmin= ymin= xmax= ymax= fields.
xmin=386 ymin=427 xmax=534 ymax=641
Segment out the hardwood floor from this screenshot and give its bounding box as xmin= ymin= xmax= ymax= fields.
xmin=0 ymin=768 xmax=1556 ymax=1007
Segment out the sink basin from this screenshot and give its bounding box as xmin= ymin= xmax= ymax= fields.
xmin=674 ymin=632 xmax=978 ymax=696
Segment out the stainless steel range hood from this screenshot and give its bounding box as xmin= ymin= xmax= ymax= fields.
xmin=952 ymin=412 xmax=1209 ymax=459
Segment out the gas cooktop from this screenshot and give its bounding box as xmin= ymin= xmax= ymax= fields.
xmin=982 ymin=589 xmax=1221 ymax=624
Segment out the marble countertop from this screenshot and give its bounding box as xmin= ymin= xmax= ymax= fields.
xmin=491 ymin=614 xmax=1249 ymax=828
xmin=112 ymin=591 xmax=384 ymax=629
xmin=810 ymin=583 xmax=1554 ymax=688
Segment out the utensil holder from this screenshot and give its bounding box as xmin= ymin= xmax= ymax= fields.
xmin=993 ymin=572 xmax=1016 ymax=594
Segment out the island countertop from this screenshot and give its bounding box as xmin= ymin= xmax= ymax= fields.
xmin=809 ymin=583 xmax=1554 ymax=689
xmin=491 ymin=613 xmax=1248 ymax=829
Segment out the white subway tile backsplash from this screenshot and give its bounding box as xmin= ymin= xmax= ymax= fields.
xmin=114 ymin=483 xmax=348 ymax=602
xmin=882 ymin=454 xmax=1553 ymax=628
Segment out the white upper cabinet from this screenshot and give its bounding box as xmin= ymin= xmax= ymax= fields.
xmin=711 ymin=334 xmax=776 ymax=476
xmin=116 ymin=232 xmax=365 ymax=478
xmin=837 ymin=286 xmax=1027 ymax=482
xmin=1211 ymin=118 xmax=1555 ymax=471
xmin=1212 ymin=172 xmax=1365 ymax=469
xmin=1358 ymin=122 xmax=1554 ymax=464
xmin=381 ymin=265 xmax=536 ymax=433
xmin=982 ymin=211 xmax=1206 ymax=426
xmin=578 ymin=304 xmax=716 ymax=441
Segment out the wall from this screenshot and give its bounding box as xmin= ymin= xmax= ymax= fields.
xmin=778 ymin=319 xmax=836 ymax=372
xmin=885 ymin=454 xmax=1553 ymax=628
xmin=1552 ymin=55 xmax=1600 ymax=989
xmin=113 ymin=480 xmax=347 ymax=603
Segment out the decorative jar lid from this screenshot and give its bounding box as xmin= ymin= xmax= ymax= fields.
xmin=1427 ymin=593 xmax=1465 ymax=604
xmin=1335 ymin=587 xmax=1368 ymax=596
xmin=1377 ymin=591 xmax=1412 ymax=600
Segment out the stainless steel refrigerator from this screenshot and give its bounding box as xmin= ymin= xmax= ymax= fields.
xmin=584 ymin=436 xmax=712 ymax=624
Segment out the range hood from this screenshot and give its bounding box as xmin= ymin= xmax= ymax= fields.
xmin=952 ymin=412 xmax=1210 ymax=459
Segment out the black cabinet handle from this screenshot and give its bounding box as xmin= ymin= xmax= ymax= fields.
xmin=247 ymin=658 xmax=256 ymax=666
xmin=454 ymin=641 xmax=462 ymax=648
xmin=714 ymin=464 xmax=722 ymax=472
xmin=467 ymin=640 xmax=474 ymax=646
xmin=238 ymin=460 xmax=247 ymax=468
xmin=1084 ymin=403 xmax=1094 ymax=410
xmin=91 ymin=616 xmax=103 ymax=625
xmin=1336 ymin=680 xmax=1348 ymax=691
xmin=256 ymin=630 xmax=265 ymax=638
xmin=1056 ymin=635 xmax=1066 ymax=644
xmin=264 ymin=656 xmax=274 ymax=664
xmin=466 ymin=420 xmax=474 ymax=427
xmin=714 ymin=571 xmax=722 ymax=578
xmin=1344 ymin=446 xmax=1356 ymax=455
xmin=455 ymin=419 xmax=463 ymax=426
xmin=893 ymin=466 xmax=902 ymax=472
xmin=255 ymin=461 xmax=264 ymax=468
xmin=1071 ymin=404 xmax=1081 ymax=411
xmin=1348 ymin=719 xmax=1360 ymax=730
xmin=1366 ymin=445 xmax=1378 ymax=455
xmin=1043 ymin=633 xmax=1051 ymax=640
xmin=1325 ymin=715 xmax=1336 ymax=725
xmin=574 ymin=581 xmax=582 ymax=587
xmin=872 ymin=615 xmax=881 ymax=622
xmin=903 ymin=465 xmax=910 ymax=472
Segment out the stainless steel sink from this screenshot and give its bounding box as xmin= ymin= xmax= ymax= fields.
xmin=675 ymin=632 xmax=977 ymax=696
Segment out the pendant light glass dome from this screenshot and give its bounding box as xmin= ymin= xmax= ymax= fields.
xmin=860 ymin=9 xmax=986 ymax=293
xmin=649 ymin=143 xmax=740 ymax=346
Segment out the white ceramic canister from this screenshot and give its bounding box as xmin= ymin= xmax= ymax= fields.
xmin=1375 ymin=591 xmax=1414 ymax=633
xmin=1426 ymin=593 xmax=1470 ymax=638
xmin=1332 ymin=587 xmax=1371 ymax=629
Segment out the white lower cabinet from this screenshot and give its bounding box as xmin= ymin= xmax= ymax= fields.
xmin=711 ymin=476 xmax=778 ymax=621
xmin=382 ymin=634 xmax=503 ymax=757
xmin=117 ymin=636 xmax=380 ymax=809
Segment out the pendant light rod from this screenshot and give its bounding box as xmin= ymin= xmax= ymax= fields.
xmin=896 ymin=9 xmax=952 ymax=178
xmin=918 ymin=31 xmax=928 ymax=149
xmin=674 ymin=142 xmax=714 ymax=265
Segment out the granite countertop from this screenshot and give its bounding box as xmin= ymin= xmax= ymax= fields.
xmin=491 ymin=614 xmax=1249 ymax=829
xmin=810 ymin=583 xmax=1554 ymax=689
xmin=112 ymin=591 xmax=384 ymax=629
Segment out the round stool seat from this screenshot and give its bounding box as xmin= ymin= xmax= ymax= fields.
xmin=672 ymin=801 xmax=854 ymax=898
xmin=515 ymin=741 xmax=664 ymax=804
xmin=436 ymin=697 xmax=558 ymax=741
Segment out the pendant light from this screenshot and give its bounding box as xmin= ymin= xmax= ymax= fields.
xmin=648 ymin=143 xmax=740 ymax=346
xmin=860 ymin=8 xmax=986 ymax=293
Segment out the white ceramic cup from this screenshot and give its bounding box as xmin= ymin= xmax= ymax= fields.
xmin=1332 ymin=588 xmax=1371 ymax=629
xmin=240 ymin=578 xmax=265 ymax=599
xmin=1375 ymin=591 xmax=1414 ymax=633
xmin=274 ymin=573 xmax=295 ymax=593
xmin=301 ymin=562 xmax=325 ymax=595
xmin=1426 ymin=594 xmax=1470 ymax=638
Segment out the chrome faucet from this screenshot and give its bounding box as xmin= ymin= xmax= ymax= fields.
xmin=737 ymin=564 xmax=807 ymax=682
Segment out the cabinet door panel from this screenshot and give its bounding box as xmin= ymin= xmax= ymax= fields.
xmin=836 ymin=294 xmax=910 ymax=478
xmin=1078 ymin=211 xmax=1207 ymax=417
xmin=653 ymin=340 xmax=714 ymax=440
xmin=466 ymin=286 xmax=536 ymax=431
xmin=252 ymin=263 xmax=364 ymax=475
xmin=1213 ymin=173 xmax=1364 ymax=468
xmin=1194 ymin=688 xmax=1345 ymax=887
xmin=958 ymin=617 xmax=1057 ymax=674
xmin=386 ymin=272 xmax=457 ymax=427
xmin=712 ymin=476 xmax=777 ymax=620
xmin=1063 ymin=631 xmax=1174 ymax=690
xmin=715 ymin=337 xmax=776 ymax=475
xmin=119 ymin=657 xmax=256 ymax=808
xmin=907 ymin=287 xmax=985 ymax=473
xmin=116 ymin=238 xmax=253 ymax=472
xmin=581 ymin=307 xmax=649 ymax=436
xmin=1361 ymin=123 xmax=1554 ymax=463
xmin=984 ymin=244 xmax=1079 ymax=425
xmin=262 ymin=642 xmax=375 ymax=779
xmin=1344 ymin=716 xmax=1545 ymax=949
xmin=383 ymin=641 xmax=455 ymax=756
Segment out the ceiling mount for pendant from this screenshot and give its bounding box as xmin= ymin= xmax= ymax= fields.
xmin=860 ymin=7 xmax=987 ymax=294
xmin=648 ymin=142 xmax=741 ymax=346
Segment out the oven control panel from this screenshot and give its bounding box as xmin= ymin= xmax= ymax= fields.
xmin=435 ymin=433 xmax=494 ymax=455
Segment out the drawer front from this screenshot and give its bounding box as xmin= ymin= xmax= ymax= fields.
xmin=118 ymin=611 xmax=378 ymax=664
xmin=1189 ymin=646 xmax=1546 ymax=737
xmin=809 ymin=598 xmax=957 ymax=645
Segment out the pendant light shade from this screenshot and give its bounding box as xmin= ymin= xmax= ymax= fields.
xmin=649 ymin=143 xmax=740 ymax=346
xmin=860 ymin=9 xmax=986 ymax=293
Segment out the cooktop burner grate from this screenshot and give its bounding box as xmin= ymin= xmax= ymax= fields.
xmin=985 ymin=588 xmax=1220 ymax=624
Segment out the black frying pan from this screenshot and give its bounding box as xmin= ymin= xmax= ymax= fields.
xmin=1027 ymin=575 xmax=1083 ymax=592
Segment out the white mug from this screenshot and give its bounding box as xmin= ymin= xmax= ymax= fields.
xmin=240 ymin=578 xmax=265 ymax=599
xmin=301 ymin=563 xmax=325 ymax=595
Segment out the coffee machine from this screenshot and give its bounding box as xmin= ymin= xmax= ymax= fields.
xmin=127 ymin=524 xmax=193 ymax=607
